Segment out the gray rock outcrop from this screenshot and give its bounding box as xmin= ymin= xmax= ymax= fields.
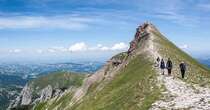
xmin=8 ymin=83 xmax=67 ymax=110
xmin=53 ymin=89 xmax=62 ymax=97
xmin=39 ymin=85 xmax=53 ymax=102
xmin=8 ymin=84 xmax=32 ymax=109
xmin=21 ymin=84 xmax=32 ymax=105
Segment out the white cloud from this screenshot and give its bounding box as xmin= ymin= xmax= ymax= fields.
xmin=180 ymin=44 xmax=189 ymax=49
xmin=97 ymin=44 xmax=103 ymax=48
xmin=12 ymin=42 xmax=128 ymax=54
xmin=47 ymin=48 xmax=56 ymax=53
xmin=68 ymin=42 xmax=128 ymax=52
xmin=100 ymin=46 xmax=110 ymax=51
xmin=88 ymin=44 xmax=103 ymax=51
xmin=36 ymin=49 xmax=43 ymax=54
xmin=0 ymin=16 xmax=93 ymax=30
xmin=111 ymin=42 xmax=128 ymax=50
xmin=9 ymin=49 xmax=22 ymax=53
xmin=69 ymin=42 xmax=88 ymax=52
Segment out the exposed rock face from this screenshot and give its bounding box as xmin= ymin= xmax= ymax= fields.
xmin=8 ymin=84 xmax=65 ymax=109
xmin=70 ymin=65 xmax=109 ymax=106
xmin=128 ymin=22 xmax=150 ymax=55
xmin=53 ymin=89 xmax=63 ymax=97
xmin=8 ymin=84 xmax=32 ymax=109
xmin=8 ymin=72 xmax=85 ymax=109
xmin=21 ymin=84 xmax=32 ymax=105
xmin=8 ymin=85 xmax=32 ymax=109
xmin=39 ymin=85 xmax=53 ymax=102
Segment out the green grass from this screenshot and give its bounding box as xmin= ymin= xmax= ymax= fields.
xmin=31 ymin=72 xmax=86 ymax=110
xmin=34 ymin=90 xmax=75 ymax=110
xmin=111 ymin=52 xmax=128 ymax=61
xmin=33 ymin=102 xmax=47 ymax=110
xmin=152 ymin=30 xmax=210 ymax=86
xmin=69 ymin=54 xmax=161 ymax=110
xmin=29 ymin=71 xmax=85 ymax=92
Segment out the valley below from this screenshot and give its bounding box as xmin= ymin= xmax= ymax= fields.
xmin=0 ymin=62 xmax=103 ymax=110
xmin=199 ymin=59 xmax=210 ymax=68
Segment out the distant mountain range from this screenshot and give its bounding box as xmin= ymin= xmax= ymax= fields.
xmin=0 ymin=61 xmax=104 ymax=79
xmin=199 ymin=59 xmax=210 ymax=68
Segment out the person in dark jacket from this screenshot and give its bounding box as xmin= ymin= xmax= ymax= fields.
xmin=179 ymin=62 xmax=186 ymax=78
xmin=160 ymin=59 xmax=165 ymax=75
xmin=166 ymin=58 xmax=173 ymax=76
xmin=156 ymin=57 xmax=160 ymax=67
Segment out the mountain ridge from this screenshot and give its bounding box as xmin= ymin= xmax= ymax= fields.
xmin=32 ymin=22 xmax=162 ymax=110
xmin=11 ymin=22 xmax=210 ymax=110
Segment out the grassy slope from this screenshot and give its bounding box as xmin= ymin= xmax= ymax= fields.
xmin=153 ymin=29 xmax=210 ymax=86
xmin=111 ymin=52 xmax=127 ymax=61
xmin=32 ymin=72 xmax=86 ymax=110
xmin=30 ymin=71 xmax=85 ymax=92
xmin=69 ymin=54 xmax=161 ymax=110
xmin=34 ymin=90 xmax=75 ymax=110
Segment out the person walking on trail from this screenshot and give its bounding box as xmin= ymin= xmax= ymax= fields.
xmin=160 ymin=59 xmax=165 ymax=75
xmin=166 ymin=58 xmax=173 ymax=76
xmin=156 ymin=57 xmax=160 ymax=67
xmin=179 ymin=61 xmax=186 ymax=79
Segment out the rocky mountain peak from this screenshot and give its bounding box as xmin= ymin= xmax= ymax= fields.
xmin=126 ymin=21 xmax=158 ymax=56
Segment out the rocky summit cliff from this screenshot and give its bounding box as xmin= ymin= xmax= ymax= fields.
xmin=10 ymin=22 xmax=210 ymax=110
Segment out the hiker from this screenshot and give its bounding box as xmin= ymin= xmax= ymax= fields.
xmin=160 ymin=59 xmax=165 ymax=75
xmin=166 ymin=58 xmax=173 ymax=76
xmin=179 ymin=62 xmax=186 ymax=79
xmin=156 ymin=57 xmax=160 ymax=67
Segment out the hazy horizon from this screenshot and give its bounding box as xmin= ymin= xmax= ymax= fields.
xmin=0 ymin=0 xmax=210 ymax=63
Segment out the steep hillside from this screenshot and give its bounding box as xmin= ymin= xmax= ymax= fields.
xmin=150 ymin=26 xmax=210 ymax=86
xmin=0 ymin=62 xmax=102 ymax=109
xmin=32 ymin=22 xmax=161 ymax=110
xmin=29 ymin=71 xmax=85 ymax=92
xmin=33 ymin=22 xmax=210 ymax=110
xmin=9 ymin=71 xmax=86 ymax=110
xmin=149 ymin=24 xmax=210 ymax=109
xmin=71 ymin=55 xmax=161 ymax=110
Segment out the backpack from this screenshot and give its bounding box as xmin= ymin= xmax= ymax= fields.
xmin=160 ymin=61 xmax=165 ymax=69
xmin=180 ymin=63 xmax=186 ymax=71
xmin=167 ymin=61 xmax=172 ymax=69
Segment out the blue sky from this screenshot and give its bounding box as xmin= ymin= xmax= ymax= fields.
xmin=0 ymin=0 xmax=210 ymax=63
